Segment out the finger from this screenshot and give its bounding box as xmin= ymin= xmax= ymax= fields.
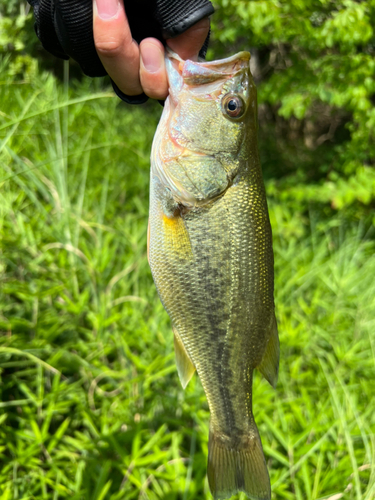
xmin=166 ymin=18 xmax=210 ymax=62
xmin=93 ymin=0 xmax=142 ymax=96
xmin=139 ymin=39 xmax=168 ymax=100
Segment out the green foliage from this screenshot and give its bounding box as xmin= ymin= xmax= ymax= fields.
xmin=211 ymin=0 xmax=375 ymax=212
xmin=0 ymin=2 xmax=38 ymax=80
xmin=0 ymin=1 xmax=69 ymax=81
xmin=1 ymin=55 xmax=375 ymax=499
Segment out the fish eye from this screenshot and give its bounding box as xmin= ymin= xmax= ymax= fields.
xmin=221 ymin=94 xmax=245 ymax=119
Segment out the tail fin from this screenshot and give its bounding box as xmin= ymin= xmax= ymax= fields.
xmin=207 ymin=423 xmax=271 ymax=500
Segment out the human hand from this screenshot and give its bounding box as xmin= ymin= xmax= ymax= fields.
xmin=93 ymin=0 xmax=210 ymax=101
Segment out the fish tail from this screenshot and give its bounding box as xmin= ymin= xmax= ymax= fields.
xmin=207 ymin=422 xmax=271 ymax=500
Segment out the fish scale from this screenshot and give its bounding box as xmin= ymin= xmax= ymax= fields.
xmin=148 ymin=49 xmax=279 ymax=500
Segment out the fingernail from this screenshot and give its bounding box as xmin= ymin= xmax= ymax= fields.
xmin=141 ymin=44 xmax=163 ymax=73
xmin=95 ymin=0 xmax=119 ymax=19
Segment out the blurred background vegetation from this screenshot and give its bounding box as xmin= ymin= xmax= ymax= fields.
xmin=0 ymin=1 xmax=374 ymax=499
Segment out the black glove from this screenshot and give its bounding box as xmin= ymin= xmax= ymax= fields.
xmin=27 ymin=0 xmax=214 ymax=104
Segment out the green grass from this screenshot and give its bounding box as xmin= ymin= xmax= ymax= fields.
xmin=0 ymin=60 xmax=374 ymax=500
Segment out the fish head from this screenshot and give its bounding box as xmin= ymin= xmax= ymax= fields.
xmin=152 ymin=50 xmax=258 ymax=207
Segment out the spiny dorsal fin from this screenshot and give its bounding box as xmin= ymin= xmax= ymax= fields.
xmin=173 ymin=326 xmax=196 ymax=389
xmin=258 ymin=313 xmax=279 ymax=388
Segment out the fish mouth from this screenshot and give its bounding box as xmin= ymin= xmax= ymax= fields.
xmin=166 ymin=49 xmax=250 ymax=87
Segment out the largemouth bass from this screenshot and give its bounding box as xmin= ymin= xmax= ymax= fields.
xmin=148 ymin=50 xmax=279 ymax=500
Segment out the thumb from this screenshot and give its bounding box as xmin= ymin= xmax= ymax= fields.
xmin=166 ymin=18 xmax=210 ymax=62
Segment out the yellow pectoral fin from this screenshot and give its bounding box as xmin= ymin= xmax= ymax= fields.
xmin=173 ymin=326 xmax=195 ymax=389
xmin=162 ymin=213 xmax=193 ymax=261
xmin=258 ymin=313 xmax=279 ymax=388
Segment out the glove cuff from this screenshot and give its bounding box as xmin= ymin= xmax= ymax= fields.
xmin=111 ymin=80 xmax=149 ymax=105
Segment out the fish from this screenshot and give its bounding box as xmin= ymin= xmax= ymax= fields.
xmin=148 ymin=49 xmax=279 ymax=500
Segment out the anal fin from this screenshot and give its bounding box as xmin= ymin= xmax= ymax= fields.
xmin=258 ymin=313 xmax=279 ymax=388
xmin=173 ymin=326 xmax=195 ymax=389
